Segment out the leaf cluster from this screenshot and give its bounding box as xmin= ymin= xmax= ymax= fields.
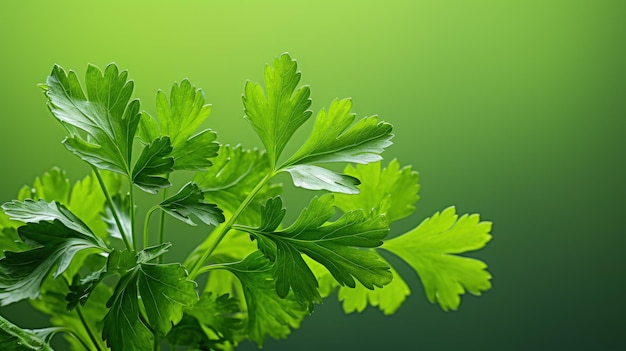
xmin=0 ymin=54 xmax=493 ymax=350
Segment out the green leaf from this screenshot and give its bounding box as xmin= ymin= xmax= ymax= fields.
xmin=287 ymin=98 xmax=393 ymax=166
xmin=102 ymin=194 xmax=132 ymax=242
xmin=285 ymin=164 xmax=360 ymax=194
xmin=236 ymin=195 xmax=392 ymax=309
xmin=102 ymin=261 xmax=198 ymax=349
xmin=334 ymin=159 xmax=420 ymax=222
xmin=159 ymin=182 xmax=225 ymax=226
xmin=183 ymin=292 xmax=244 ymax=346
xmin=243 ymin=53 xmax=312 ymax=168
xmin=382 ymin=207 xmax=493 ymax=311
xmin=132 ymin=136 xmax=174 ymax=193
xmin=45 ymin=63 xmax=140 ymax=174
xmin=226 ymin=252 xmax=307 ymax=347
xmin=0 ymin=314 xmax=56 ymax=351
xmin=30 ymin=168 xmax=70 ymax=204
xmin=141 ymin=79 xmax=219 ymax=170
xmin=337 ymin=253 xmax=410 ymax=315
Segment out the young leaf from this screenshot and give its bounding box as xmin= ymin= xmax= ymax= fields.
xmin=287 ymin=99 xmax=393 ymax=166
xmin=382 ymin=207 xmax=493 ymax=311
xmin=0 ymin=315 xmax=57 ymax=351
xmin=159 ymin=182 xmax=225 ymax=226
xmin=334 ymin=160 xmax=420 ymax=222
xmin=102 ymin=258 xmax=198 ymax=349
xmin=45 ymin=64 xmax=140 ymax=174
xmin=226 ymin=252 xmax=307 ymax=347
xmin=131 ymin=136 xmax=174 ymax=193
xmin=140 ymin=79 xmax=219 ymax=170
xmin=236 ymin=195 xmax=392 ymax=309
xmin=243 ymin=53 xmax=312 ymax=168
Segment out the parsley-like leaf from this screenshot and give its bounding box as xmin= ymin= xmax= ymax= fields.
xmin=243 ymin=53 xmax=312 ymax=168
xmin=382 ymin=207 xmax=492 ymax=311
xmin=237 ymin=195 xmax=392 ymax=309
xmin=0 ymin=315 xmax=57 ymax=351
xmin=140 ymin=79 xmax=219 ymax=170
xmin=102 ymin=251 xmax=198 ymax=349
xmin=45 ymin=64 xmax=140 ymax=174
xmin=285 ymin=164 xmax=361 ymax=194
xmin=132 ymin=136 xmax=174 ymax=193
xmin=159 ymin=182 xmax=225 ymax=226
xmin=227 ymin=252 xmax=307 ymax=347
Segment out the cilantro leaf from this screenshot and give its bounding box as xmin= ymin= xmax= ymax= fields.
xmin=159 ymin=182 xmax=225 ymax=226
xmin=0 ymin=315 xmax=57 ymax=351
xmin=382 ymin=207 xmax=492 ymax=311
xmin=45 ymin=64 xmax=140 ymax=174
xmin=243 ymin=53 xmax=312 ymax=168
xmin=140 ymin=79 xmax=219 ymax=170
xmin=287 ymin=99 xmax=393 ymax=166
xmin=226 ymin=252 xmax=307 ymax=347
xmin=132 ymin=136 xmax=174 ymax=193
xmin=334 ymin=160 xmax=420 ymax=222
xmin=236 ymin=195 xmax=392 ymax=309
xmin=102 ymin=258 xmax=198 ymax=349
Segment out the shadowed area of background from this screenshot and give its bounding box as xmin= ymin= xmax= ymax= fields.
xmin=0 ymin=1 xmax=624 ymax=350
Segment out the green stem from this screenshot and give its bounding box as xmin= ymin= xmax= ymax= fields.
xmin=67 ymin=330 xmax=93 ymax=351
xmin=92 ymin=166 xmax=133 ymax=251
xmin=157 ymin=186 xmax=169 ymax=264
xmin=129 ymin=185 xmax=137 ymax=251
xmin=76 ymin=305 xmax=104 ymax=351
xmin=188 ymin=172 xmax=274 ymax=279
xmin=154 ymin=334 xmax=161 ymax=351
xmin=143 ymin=206 xmax=159 ymax=250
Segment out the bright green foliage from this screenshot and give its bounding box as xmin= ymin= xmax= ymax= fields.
xmin=243 ymin=54 xmax=312 ymax=168
xmin=0 ymin=55 xmax=493 ymax=350
xmin=383 ymin=207 xmax=492 ymax=311
xmin=159 ymin=182 xmax=225 ymax=226
xmin=45 ymin=64 xmax=140 ymax=174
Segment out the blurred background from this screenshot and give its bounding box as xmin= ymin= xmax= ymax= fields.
xmin=0 ymin=0 xmax=624 ymax=350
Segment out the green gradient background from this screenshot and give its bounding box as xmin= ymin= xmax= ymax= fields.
xmin=1 ymin=1 xmax=624 ymax=350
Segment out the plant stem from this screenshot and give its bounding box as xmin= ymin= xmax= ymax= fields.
xmin=129 ymin=185 xmax=137 ymax=251
xmin=157 ymin=186 xmax=169 ymax=264
xmin=188 ymin=172 xmax=274 ymax=279
xmin=76 ymin=305 xmax=104 ymax=351
xmin=92 ymin=166 xmax=133 ymax=251
xmin=143 ymin=206 xmax=159 ymax=250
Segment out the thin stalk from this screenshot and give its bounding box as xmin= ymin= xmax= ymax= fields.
xmin=92 ymin=166 xmax=133 ymax=251
xmin=67 ymin=330 xmax=93 ymax=351
xmin=129 ymin=186 xmax=137 ymax=251
xmin=76 ymin=305 xmax=104 ymax=351
xmin=154 ymin=334 xmax=161 ymax=351
xmin=143 ymin=206 xmax=159 ymax=250
xmin=188 ymin=172 xmax=274 ymax=279
xmin=157 ymin=185 xmax=169 ymax=264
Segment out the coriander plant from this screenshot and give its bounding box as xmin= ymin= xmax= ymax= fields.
xmin=0 ymin=54 xmax=493 ymax=350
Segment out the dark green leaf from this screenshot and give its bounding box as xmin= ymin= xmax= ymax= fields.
xmin=159 ymin=182 xmax=225 ymax=226
xmin=0 ymin=314 xmax=56 ymax=351
xmin=243 ymin=53 xmax=312 ymax=168
xmin=132 ymin=136 xmax=174 ymax=193
xmin=236 ymin=195 xmax=392 ymax=309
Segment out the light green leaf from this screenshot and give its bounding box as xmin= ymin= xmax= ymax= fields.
xmin=285 ymin=164 xmax=360 ymax=194
xmin=159 ymin=182 xmax=225 ymax=226
xmin=0 ymin=314 xmax=56 ymax=351
xmin=45 ymin=63 xmax=140 ymax=174
xmin=287 ymin=98 xmax=393 ymax=166
xmin=382 ymin=207 xmax=492 ymax=311
xmin=30 ymin=168 xmax=70 ymax=204
xmin=334 ymin=159 xmax=420 ymax=222
xmin=226 ymin=252 xmax=307 ymax=347
xmin=183 ymin=292 xmax=244 ymax=346
xmin=102 ymin=260 xmax=198 ymax=349
xmin=236 ymin=195 xmax=392 ymax=309
xmin=243 ymin=53 xmax=312 ymax=168
xmin=337 ymin=253 xmax=410 ymax=315
xmin=132 ymin=136 xmax=174 ymax=193
xmin=141 ymin=79 xmax=219 ymax=170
